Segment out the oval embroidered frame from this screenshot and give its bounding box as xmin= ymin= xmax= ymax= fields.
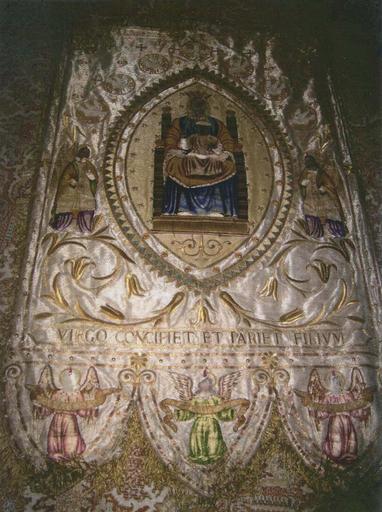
xmin=103 ymin=67 xmax=294 ymax=291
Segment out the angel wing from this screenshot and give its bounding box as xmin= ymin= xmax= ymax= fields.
xmin=294 ymin=369 xmax=327 ymax=407
xmin=219 ymin=371 xmax=241 ymax=400
xmin=170 ymin=372 xmax=193 ymax=401
xmin=26 ymin=365 xmax=59 ymax=418
xmin=27 ymin=365 xmax=58 ymax=402
xmin=80 ymin=366 xmax=100 ymax=399
xmin=79 ymin=366 xmax=120 ymax=410
xmin=349 ymin=367 xmax=374 ymax=402
xmin=307 ymin=369 xmax=327 ymax=403
xmin=293 ymin=369 xmax=327 ymax=431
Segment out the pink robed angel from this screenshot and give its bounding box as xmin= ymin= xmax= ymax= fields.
xmin=295 ymin=368 xmax=374 ymax=464
xmin=28 ymin=366 xmax=118 ymax=462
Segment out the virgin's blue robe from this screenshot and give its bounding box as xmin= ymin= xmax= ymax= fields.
xmin=162 ymin=116 xmax=238 ymax=216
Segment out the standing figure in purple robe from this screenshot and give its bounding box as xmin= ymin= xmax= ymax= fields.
xmin=50 ymin=145 xmax=98 ymax=233
xmin=162 ymin=91 xmax=238 ymax=217
xmin=295 ymin=368 xmax=374 ymax=464
xmin=27 ymin=365 xmax=119 ymax=462
xmin=299 ymin=154 xmax=346 ymax=238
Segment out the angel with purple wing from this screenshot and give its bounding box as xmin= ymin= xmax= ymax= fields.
xmin=160 ymin=370 xmax=249 ymax=465
xmin=295 ymin=368 xmax=374 ymax=463
xmin=27 ymin=366 xmax=119 ymax=462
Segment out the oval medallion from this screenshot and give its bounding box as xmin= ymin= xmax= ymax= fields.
xmin=104 ymin=69 xmax=293 ymax=290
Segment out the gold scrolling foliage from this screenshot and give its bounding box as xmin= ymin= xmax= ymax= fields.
xmin=103 ymin=66 xmax=294 ymax=292
xmin=220 ymin=221 xmax=361 ymax=329
xmin=38 ymin=220 xmax=186 ymax=326
xmin=40 ymin=278 xmax=184 ymax=327
xmin=68 ymin=291 xmax=185 ymax=327
xmin=171 ymin=235 xmax=233 ymax=258
xmin=41 ymin=221 xmax=135 ymax=298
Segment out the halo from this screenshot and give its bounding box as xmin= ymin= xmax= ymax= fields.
xmin=202 ymin=368 xmax=217 ymax=386
xmin=324 ymin=369 xmax=345 ymax=390
xmin=59 ymin=367 xmax=81 ymax=385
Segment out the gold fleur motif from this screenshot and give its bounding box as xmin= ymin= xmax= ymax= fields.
xmin=308 ymin=259 xmax=336 ymax=283
xmin=260 ymin=352 xmax=279 ymax=370
xmin=191 ymin=299 xmax=215 ymax=326
xmin=69 ymin=257 xmax=92 ymax=281
xmin=130 ymin=353 xmax=148 ymax=370
xmin=259 ymin=276 xmax=278 ymax=301
xmin=126 ymin=273 xmax=145 ymax=298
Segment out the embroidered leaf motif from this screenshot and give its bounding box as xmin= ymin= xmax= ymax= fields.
xmin=46 ymin=233 xmax=86 ymax=255
xmin=69 ymin=257 xmax=92 ymax=281
xmin=259 ymin=276 xmax=278 ymax=300
xmin=279 ymin=308 xmax=304 ymax=324
xmin=52 ymin=274 xmax=68 ymax=308
xmin=110 ymin=244 xmax=135 ymax=264
xmin=126 ymin=274 xmax=145 ymax=298
xmin=42 ymin=273 xmax=68 ymax=309
xmin=192 ymin=303 xmax=214 ymax=326
xmin=308 ymin=259 xmax=337 ymax=283
xmin=34 ymin=312 xmax=53 ymax=320
xmin=100 ymin=304 xmax=125 ymax=320
xmin=333 ymin=279 xmax=347 ymax=312
xmin=347 ymin=315 xmax=364 ymax=323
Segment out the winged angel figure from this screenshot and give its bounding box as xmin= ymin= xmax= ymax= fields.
xmin=27 ymin=365 xmax=119 ymax=461
xmin=295 ymin=368 xmax=374 ymax=463
xmin=160 ymin=370 xmax=249 ymax=465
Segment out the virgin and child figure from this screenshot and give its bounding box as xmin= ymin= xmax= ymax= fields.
xmin=162 ymin=91 xmax=238 ymax=217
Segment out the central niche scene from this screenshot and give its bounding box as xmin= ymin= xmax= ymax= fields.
xmin=114 ymin=78 xmax=283 ymax=272
xmin=153 ymin=88 xmax=248 ymax=231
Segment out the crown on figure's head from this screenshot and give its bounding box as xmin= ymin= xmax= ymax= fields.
xmin=185 ymin=90 xmax=211 ymax=110
xmin=184 ymin=89 xmax=211 ymax=101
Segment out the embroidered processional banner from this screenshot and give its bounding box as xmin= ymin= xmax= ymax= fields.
xmin=4 ymin=25 xmax=381 ymax=511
